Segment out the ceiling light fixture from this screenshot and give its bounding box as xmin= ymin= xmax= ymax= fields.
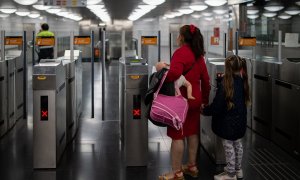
xmin=0 ymin=13 xmax=9 ymax=18
xmin=15 ymin=10 xmax=30 ymax=16
xmin=247 ymin=14 xmax=259 ymax=19
xmin=143 ymin=0 xmax=165 ymax=6
xmin=46 ymin=8 xmax=61 ymax=14
xmin=87 ymin=0 xmax=102 ymax=5
xmin=213 ymin=9 xmax=227 ymax=15
xmin=204 ymin=17 xmax=213 ymax=21
xmin=285 ymin=6 xmax=300 ymax=15
xmin=191 ymin=14 xmax=201 ymax=18
xmin=204 ymin=0 xmax=227 ymax=7
xmin=33 ymin=5 xmax=51 ymax=10
xmin=28 ymin=12 xmax=40 ymax=18
xmin=278 ymin=13 xmax=291 ymax=19
xmin=14 ymin=0 xmax=38 ymax=5
xmin=263 ymin=12 xmax=277 ymax=17
xmin=247 ymin=6 xmax=259 ymax=14
xmin=189 ymin=3 xmax=208 ymax=11
xmin=264 ymin=1 xmax=284 ymax=12
xmin=202 ymin=12 xmax=213 ymax=16
xmin=172 ymin=11 xmax=183 ymax=17
xmin=178 ymin=8 xmax=194 ymax=14
xmin=0 ymin=8 xmax=17 ymax=14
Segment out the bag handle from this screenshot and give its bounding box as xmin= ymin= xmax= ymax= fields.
xmin=153 ymin=71 xmax=181 ymax=99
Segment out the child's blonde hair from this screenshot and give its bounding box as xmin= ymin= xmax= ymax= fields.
xmin=223 ymin=55 xmax=251 ymax=110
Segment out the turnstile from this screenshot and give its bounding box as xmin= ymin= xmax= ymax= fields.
xmin=0 ymin=60 xmax=7 ymax=137
xmin=6 ymin=57 xmax=15 ymax=129
xmin=272 ymin=58 xmax=300 ymax=160
xmin=62 ymin=59 xmax=76 ymax=143
xmin=6 ymin=50 xmax=23 ymax=121
xmin=33 ymin=59 xmax=66 ymax=169
xmin=60 ymin=50 xmax=82 ymax=143
xmin=74 ymin=51 xmax=82 ymax=123
xmin=252 ymin=58 xmax=277 ymax=139
xmin=200 ymin=59 xmax=226 ymax=164
xmin=119 ymin=58 xmax=148 ymax=166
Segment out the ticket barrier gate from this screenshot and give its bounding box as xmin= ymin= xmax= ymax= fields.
xmin=272 ymin=58 xmax=300 ymax=160
xmin=58 ymin=50 xmax=82 ymax=143
xmin=0 ymin=60 xmax=7 ymax=137
xmin=33 ymin=59 xmax=66 ymax=168
xmin=252 ymin=58 xmax=276 ymax=139
xmin=5 ymin=56 xmax=15 ymax=130
xmin=200 ymin=58 xmax=226 ymax=164
xmin=119 ymin=57 xmax=148 ymax=166
xmin=6 ymin=50 xmax=23 ymax=122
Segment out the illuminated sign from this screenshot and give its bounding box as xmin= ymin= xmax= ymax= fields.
xmin=214 ymin=27 xmax=220 ymax=38
xmin=41 ymin=96 xmax=48 ymax=121
xmin=43 ymin=0 xmax=87 ymax=7
xmin=5 ymin=36 xmax=23 ymax=45
xmin=74 ymin=36 xmax=91 ymax=45
xmin=133 ymin=95 xmax=141 ymax=119
xmin=210 ymin=36 xmax=220 ymax=45
xmin=239 ymin=37 xmax=256 ymax=46
xmin=36 ymin=37 xmax=55 ymax=46
xmin=141 ymin=36 xmax=158 ymax=45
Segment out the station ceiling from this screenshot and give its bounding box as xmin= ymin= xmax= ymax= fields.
xmin=0 ymin=0 xmax=300 ymax=23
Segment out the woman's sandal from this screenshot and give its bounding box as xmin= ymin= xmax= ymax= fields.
xmin=158 ymin=170 xmax=185 ymax=180
xmin=182 ymin=164 xmax=199 ymax=178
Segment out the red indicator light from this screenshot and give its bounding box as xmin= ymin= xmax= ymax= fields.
xmin=41 ymin=111 xmax=48 ymax=118
xmin=133 ymin=109 xmax=141 ymax=116
xmin=41 ymin=96 xmax=48 ymax=121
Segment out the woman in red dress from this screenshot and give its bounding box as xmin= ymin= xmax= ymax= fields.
xmin=159 ymin=25 xmax=210 ymax=180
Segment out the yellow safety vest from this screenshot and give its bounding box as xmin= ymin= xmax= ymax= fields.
xmin=37 ymin=30 xmax=55 ymax=37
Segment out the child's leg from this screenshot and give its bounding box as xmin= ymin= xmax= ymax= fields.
xmin=222 ymin=139 xmax=236 ymax=176
xmin=233 ymin=139 xmax=243 ymax=170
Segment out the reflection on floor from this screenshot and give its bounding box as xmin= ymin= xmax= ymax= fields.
xmin=0 ymin=61 xmax=300 ymax=180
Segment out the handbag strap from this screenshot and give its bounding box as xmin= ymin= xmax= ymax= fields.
xmin=182 ymin=61 xmax=195 ymax=76
xmin=153 ymin=71 xmax=181 ymax=99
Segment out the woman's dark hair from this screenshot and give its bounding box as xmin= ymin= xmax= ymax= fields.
xmin=179 ymin=24 xmax=205 ymax=60
xmin=41 ymin=23 xmax=49 ymax=31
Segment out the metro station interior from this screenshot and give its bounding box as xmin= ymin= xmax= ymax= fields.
xmin=0 ymin=0 xmax=300 ymax=179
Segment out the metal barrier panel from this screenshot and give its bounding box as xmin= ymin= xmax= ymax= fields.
xmin=200 ymin=59 xmax=226 ymax=164
xmin=252 ymin=59 xmax=275 ymax=139
xmin=0 ymin=61 xmax=7 ymax=137
xmin=59 ymin=50 xmax=82 ymax=143
xmin=120 ymin=58 xmax=148 ymax=166
xmin=6 ymin=57 xmax=15 ymax=129
xmin=33 ymin=60 xmax=66 ymax=168
xmin=271 ymin=58 xmax=300 ymax=160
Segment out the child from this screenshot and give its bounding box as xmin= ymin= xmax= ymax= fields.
xmin=202 ymin=55 xmax=250 ymax=180
xmin=155 ymin=62 xmax=195 ymax=100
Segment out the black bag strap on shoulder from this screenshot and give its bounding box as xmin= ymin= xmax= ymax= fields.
xmin=182 ymin=61 xmax=195 ymax=76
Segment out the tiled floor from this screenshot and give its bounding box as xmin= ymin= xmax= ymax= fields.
xmin=0 ymin=60 xmax=300 ymax=180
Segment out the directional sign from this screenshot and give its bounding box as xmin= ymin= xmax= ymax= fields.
xmin=44 ymin=0 xmax=87 ymax=7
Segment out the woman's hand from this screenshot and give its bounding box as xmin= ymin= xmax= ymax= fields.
xmin=200 ymin=104 xmax=208 ymax=113
xmin=155 ymin=61 xmax=170 ymax=71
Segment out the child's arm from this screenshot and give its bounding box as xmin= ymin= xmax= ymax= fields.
xmin=183 ymin=80 xmax=195 ymax=100
xmin=202 ymin=81 xmax=226 ymax=116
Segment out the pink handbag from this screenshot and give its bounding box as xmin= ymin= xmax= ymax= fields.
xmin=150 ymin=72 xmax=188 ymax=130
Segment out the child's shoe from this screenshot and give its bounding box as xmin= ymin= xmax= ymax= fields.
xmin=214 ymin=172 xmax=237 ymax=180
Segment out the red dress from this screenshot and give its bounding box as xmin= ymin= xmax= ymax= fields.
xmin=166 ymin=44 xmax=210 ymax=140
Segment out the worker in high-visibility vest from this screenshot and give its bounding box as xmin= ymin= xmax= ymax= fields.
xmin=36 ymin=23 xmax=55 ymax=63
